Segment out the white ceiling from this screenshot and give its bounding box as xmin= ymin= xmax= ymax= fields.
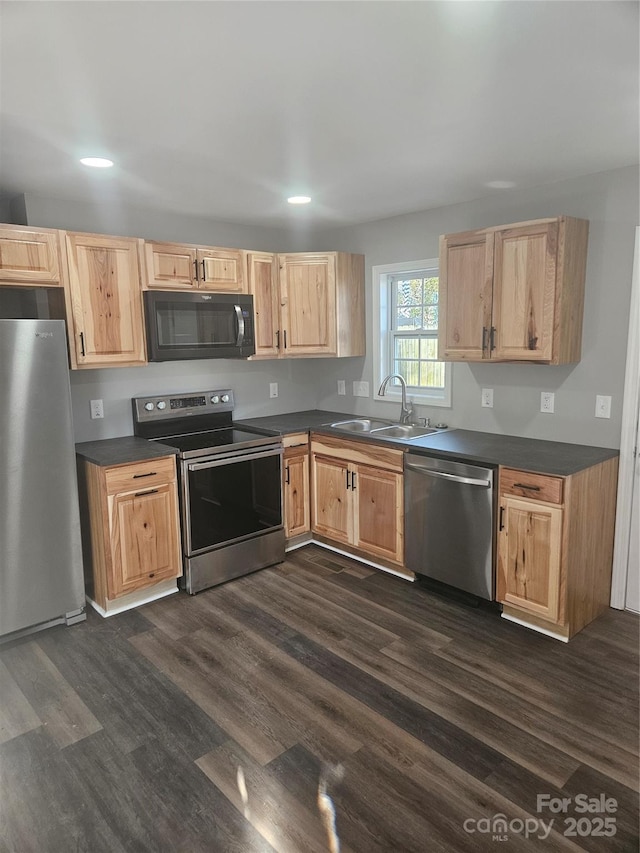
xmin=1 ymin=1 xmax=638 ymax=227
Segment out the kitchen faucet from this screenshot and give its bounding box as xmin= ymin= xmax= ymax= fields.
xmin=377 ymin=373 xmax=414 ymax=424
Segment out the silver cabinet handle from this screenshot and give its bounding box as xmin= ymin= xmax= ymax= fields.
xmin=234 ymin=304 xmax=245 ymax=347
xmin=405 ymin=463 xmax=491 ymax=488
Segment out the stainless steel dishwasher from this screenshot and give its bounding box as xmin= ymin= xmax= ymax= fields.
xmin=404 ymin=453 xmax=496 ymax=600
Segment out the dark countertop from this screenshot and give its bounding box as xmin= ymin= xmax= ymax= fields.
xmin=235 ymin=410 xmax=352 ymax=435
xmin=75 ymin=436 xmax=178 ymax=467
xmin=235 ymin=410 xmax=618 ymax=476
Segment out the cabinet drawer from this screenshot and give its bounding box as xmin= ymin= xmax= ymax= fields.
xmin=500 ymin=468 xmax=563 ymax=504
xmin=311 ymin=434 xmax=404 ymax=474
xmin=104 ymin=456 xmax=177 ymax=495
xmin=283 ymin=432 xmax=309 ymax=449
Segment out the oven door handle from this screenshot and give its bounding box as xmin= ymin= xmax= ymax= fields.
xmin=234 ymin=304 xmax=245 ymax=347
xmin=187 ymin=446 xmax=282 ymax=471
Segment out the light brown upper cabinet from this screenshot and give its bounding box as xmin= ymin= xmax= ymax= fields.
xmin=0 ymin=225 xmax=62 ymax=286
xmin=247 ymin=252 xmax=280 ymax=357
xmin=63 ymin=232 xmax=147 ymax=368
xmin=439 ymin=216 xmax=589 ymax=364
xmin=247 ymin=251 xmax=365 ymax=358
xmin=142 ymin=240 xmax=246 ymax=292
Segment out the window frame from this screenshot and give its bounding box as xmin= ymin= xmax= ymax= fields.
xmin=372 ymin=258 xmax=452 ymax=408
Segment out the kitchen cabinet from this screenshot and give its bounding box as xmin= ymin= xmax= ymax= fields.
xmin=77 ymin=455 xmax=182 ymax=613
xmin=246 ymin=252 xmax=365 ymax=359
xmin=0 ymin=224 xmax=62 ymax=286
xmin=439 ymin=216 xmax=589 ymax=364
xmin=142 ymin=240 xmax=246 ymax=292
xmin=311 ymin=434 xmax=404 ymax=566
xmin=283 ymin=433 xmax=311 ymax=539
xmin=497 ymin=459 xmax=618 ymax=639
xmin=63 ymin=231 xmax=147 ymax=368
xmin=247 ymin=252 xmax=280 ymax=357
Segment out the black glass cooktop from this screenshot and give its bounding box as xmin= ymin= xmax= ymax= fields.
xmin=155 ymin=427 xmax=277 ymax=458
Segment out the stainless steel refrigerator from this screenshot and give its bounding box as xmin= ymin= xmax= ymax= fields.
xmin=0 ymin=319 xmax=85 ymax=638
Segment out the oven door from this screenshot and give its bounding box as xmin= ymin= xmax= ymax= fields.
xmin=182 ymin=445 xmax=283 ymax=555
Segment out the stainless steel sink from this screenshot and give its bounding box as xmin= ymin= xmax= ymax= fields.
xmin=328 ymin=418 xmax=392 ymax=432
xmin=328 ymin=418 xmax=445 ymax=440
xmin=370 ymin=424 xmax=439 ymax=439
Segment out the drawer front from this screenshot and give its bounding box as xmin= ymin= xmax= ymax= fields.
xmin=311 ymin=434 xmax=404 ymax=473
xmin=283 ymin=432 xmax=309 ymax=450
xmin=500 ymin=468 xmax=563 ymax=504
xmin=104 ymin=456 xmax=177 ymax=495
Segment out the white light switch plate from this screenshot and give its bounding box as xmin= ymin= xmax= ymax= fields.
xmin=353 ymin=381 xmax=369 ymax=398
xmin=337 ymin=380 xmax=346 ymax=396
xmin=269 ymin=382 xmax=278 ymax=399
xmin=595 ymin=395 xmax=611 ymax=418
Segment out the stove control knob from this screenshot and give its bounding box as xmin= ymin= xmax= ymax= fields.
xmin=156 ymin=401 xmax=167 ymax=410
xmin=144 ymin=402 xmax=154 ymax=412
xmin=211 ymin=395 xmax=220 ymax=404
xmin=221 ymin=394 xmax=230 ymax=403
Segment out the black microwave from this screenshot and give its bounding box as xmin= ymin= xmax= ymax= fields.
xmin=144 ymin=291 xmax=255 ymax=361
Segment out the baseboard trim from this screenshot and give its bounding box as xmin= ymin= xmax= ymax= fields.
xmin=87 ymin=580 xmax=179 ymax=618
xmin=287 ymin=535 xmax=415 ymax=582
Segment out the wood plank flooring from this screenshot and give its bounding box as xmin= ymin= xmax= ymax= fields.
xmin=1 ymin=544 xmax=638 ymax=852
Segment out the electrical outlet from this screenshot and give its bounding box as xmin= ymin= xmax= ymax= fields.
xmin=353 ymin=381 xmax=369 ymax=398
xmin=90 ymin=399 xmax=104 ymax=419
xmin=269 ymin=382 xmax=278 ymax=399
xmin=540 ymin=392 xmax=555 ymax=414
xmin=595 ymin=395 xmax=611 ymax=419
xmin=481 ymin=388 xmax=494 ymax=408
xmin=337 ymin=380 xmax=346 ymax=396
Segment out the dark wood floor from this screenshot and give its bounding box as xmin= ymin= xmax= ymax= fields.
xmin=1 ymin=545 xmax=638 ymax=852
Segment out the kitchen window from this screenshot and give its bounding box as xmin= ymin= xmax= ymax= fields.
xmin=373 ymin=258 xmax=451 ymax=407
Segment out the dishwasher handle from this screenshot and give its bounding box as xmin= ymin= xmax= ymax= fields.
xmin=405 ymin=461 xmax=491 ymax=488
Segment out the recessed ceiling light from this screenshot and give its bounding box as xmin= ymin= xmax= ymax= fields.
xmin=287 ymin=196 xmax=311 ymax=205
xmin=485 ymin=180 xmax=516 ymax=189
xmin=80 ymin=157 xmax=114 ymax=168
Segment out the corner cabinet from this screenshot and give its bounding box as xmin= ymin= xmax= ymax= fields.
xmin=497 ymin=459 xmax=618 ymax=639
xmin=439 ymin=216 xmax=589 ymax=364
xmin=0 ymin=225 xmax=63 ymax=286
xmin=311 ymin=434 xmax=404 ymax=567
xmin=142 ymin=240 xmax=246 ymax=292
xmin=63 ymin=232 xmax=147 ymax=368
xmin=77 ymin=455 xmax=182 ymax=614
xmin=283 ymin=433 xmax=310 ymax=540
xmin=246 ymin=251 xmax=365 ymax=358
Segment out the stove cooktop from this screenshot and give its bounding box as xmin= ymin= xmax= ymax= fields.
xmin=154 ymin=427 xmax=279 ymax=459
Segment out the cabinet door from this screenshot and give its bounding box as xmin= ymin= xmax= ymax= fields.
xmin=198 ymin=248 xmax=245 ymax=292
xmin=353 ymin=464 xmax=403 ymax=564
xmin=247 ymin=252 xmax=280 ymax=357
xmin=492 ymin=222 xmax=558 ymax=361
xmin=65 ymin=233 xmax=147 ymax=367
xmin=109 ymin=482 xmax=181 ymax=599
xmin=439 ymin=231 xmax=493 ymax=360
xmin=143 ymin=242 xmax=197 ymax=289
xmin=0 ymin=226 xmax=61 ymax=285
xmin=311 ymin=453 xmax=351 ymax=544
xmin=279 ymin=254 xmax=336 ymax=355
xmin=497 ymin=496 xmax=562 ymax=622
xmin=284 ymin=449 xmax=310 ymax=538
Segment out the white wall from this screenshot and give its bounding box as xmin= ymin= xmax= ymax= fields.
xmin=308 ymin=166 xmax=639 ymax=449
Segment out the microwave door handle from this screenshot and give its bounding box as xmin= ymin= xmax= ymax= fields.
xmin=234 ymin=304 xmax=245 ymax=346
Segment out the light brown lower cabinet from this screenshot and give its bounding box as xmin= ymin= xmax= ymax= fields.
xmin=77 ymin=455 xmax=182 ymax=612
xmin=497 ymin=459 xmax=618 ymax=639
xmin=310 ymin=435 xmax=404 ymax=566
xmin=283 ymin=433 xmax=310 ymax=539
